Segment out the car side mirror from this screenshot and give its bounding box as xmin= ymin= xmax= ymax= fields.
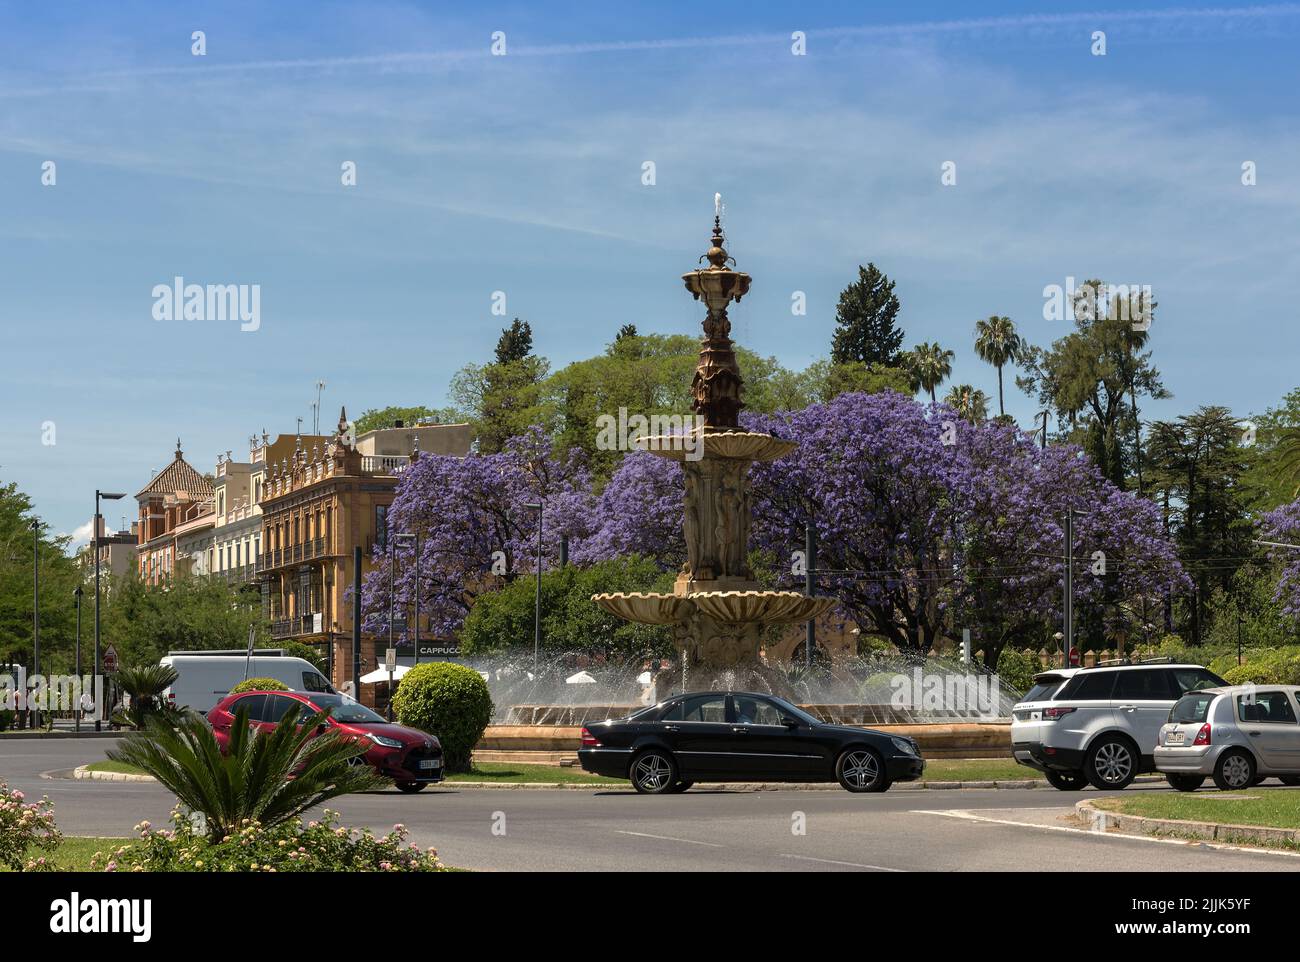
xmin=316 ymin=723 xmax=328 ymax=734
xmin=782 ymin=716 xmax=800 ymax=728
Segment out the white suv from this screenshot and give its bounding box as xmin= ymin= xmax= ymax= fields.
xmin=1010 ymin=661 xmax=1227 ymax=790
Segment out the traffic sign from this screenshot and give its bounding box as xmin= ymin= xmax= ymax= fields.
xmin=103 ymin=645 xmax=119 ymax=673
xmin=385 ymin=648 xmax=397 ymax=672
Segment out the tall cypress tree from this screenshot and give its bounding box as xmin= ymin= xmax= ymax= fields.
xmin=830 ymin=263 xmax=904 ymax=367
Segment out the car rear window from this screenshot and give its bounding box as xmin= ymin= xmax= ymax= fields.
xmin=1170 ymin=693 xmax=1215 ymax=724
xmin=1171 ymin=667 xmax=1227 ymax=693
xmin=1021 ymin=679 xmax=1064 ymax=702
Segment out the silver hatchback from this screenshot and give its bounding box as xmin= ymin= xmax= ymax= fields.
xmin=1155 ymin=685 xmax=1300 ymax=791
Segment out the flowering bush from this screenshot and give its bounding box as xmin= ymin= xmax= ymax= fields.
xmin=93 ymin=807 xmax=445 ymax=872
xmin=0 ymin=780 xmax=62 ymax=871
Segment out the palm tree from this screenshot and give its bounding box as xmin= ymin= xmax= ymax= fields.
xmin=108 ymin=702 xmax=384 ymax=842
xmin=906 ymin=342 xmax=955 ymax=403
xmin=944 ymin=384 xmax=990 ymax=423
xmin=111 ymin=663 xmax=180 ymax=730
xmin=973 ymin=315 xmax=1023 ymax=417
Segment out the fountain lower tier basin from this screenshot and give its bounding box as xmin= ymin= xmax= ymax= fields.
xmin=592 ymin=590 xmax=836 ymax=625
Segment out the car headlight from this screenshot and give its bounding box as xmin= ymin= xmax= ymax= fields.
xmin=890 ymin=736 xmax=917 ymax=756
xmin=367 ymin=733 xmax=404 ymax=749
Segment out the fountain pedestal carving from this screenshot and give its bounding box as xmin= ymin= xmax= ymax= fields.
xmin=593 ymin=211 xmax=835 ymax=695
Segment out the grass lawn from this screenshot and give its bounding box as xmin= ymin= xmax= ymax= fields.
xmin=85 ymin=759 xmax=147 ymax=775
xmin=0 ymin=836 xmax=134 ymax=872
xmin=448 ymin=762 xmax=623 ymax=784
xmin=920 ymin=758 xmax=1040 ymax=782
xmin=1094 ymin=790 xmax=1300 ymax=830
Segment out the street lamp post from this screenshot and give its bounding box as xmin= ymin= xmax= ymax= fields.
xmin=74 ymin=586 xmax=83 ymax=733
xmin=394 ymin=533 xmax=419 ymax=666
xmin=94 ymin=490 xmax=126 ymax=731
xmin=30 ymin=518 xmax=40 ymax=729
xmin=524 ymin=503 xmax=543 ymax=670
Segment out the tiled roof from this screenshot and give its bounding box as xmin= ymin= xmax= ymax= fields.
xmin=137 ymin=449 xmax=215 ymax=500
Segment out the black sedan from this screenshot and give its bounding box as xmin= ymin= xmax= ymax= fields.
xmin=578 ymin=690 xmax=925 ymax=793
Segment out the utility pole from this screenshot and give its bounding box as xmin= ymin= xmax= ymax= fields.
xmin=74 ymin=586 xmax=83 ymax=733
xmin=1063 ymin=508 xmax=1074 ymax=667
xmin=804 ymin=522 xmax=817 ymax=670
xmin=352 ymin=545 xmax=362 ymax=702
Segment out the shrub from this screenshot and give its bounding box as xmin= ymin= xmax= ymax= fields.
xmin=94 ymin=807 xmax=444 ymax=872
xmin=0 ymin=780 xmax=62 ymax=871
xmin=282 ymin=641 xmax=327 ymax=673
xmin=392 ymin=662 xmax=493 ymax=772
xmin=1222 ymin=648 xmax=1300 ymax=686
xmin=107 ymin=703 xmax=383 ymax=842
xmin=0 ymin=709 xmax=14 ymax=732
xmin=113 ymin=663 xmax=181 ymax=730
xmin=995 ymin=647 xmax=1038 ymax=698
xmin=229 ymin=677 xmax=289 ymax=695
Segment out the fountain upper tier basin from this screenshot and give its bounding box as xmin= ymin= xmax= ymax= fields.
xmin=592 ymin=589 xmax=836 ymax=625
xmin=635 ymin=429 xmax=795 ymax=463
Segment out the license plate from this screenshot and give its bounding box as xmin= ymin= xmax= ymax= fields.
xmin=418 ymin=758 xmax=441 ymax=770
xmin=1166 ymin=731 xmax=1185 ymax=746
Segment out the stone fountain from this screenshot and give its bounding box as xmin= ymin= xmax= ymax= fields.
xmin=593 ymin=209 xmax=836 ymax=695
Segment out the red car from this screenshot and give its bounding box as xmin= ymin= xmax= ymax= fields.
xmin=206 ymin=690 xmax=444 ymax=792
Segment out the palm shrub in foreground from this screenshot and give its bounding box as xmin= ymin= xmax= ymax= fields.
xmin=392 ymin=662 xmax=493 ymax=773
xmin=112 ymin=663 xmax=182 ymax=731
xmin=107 ymin=703 xmax=385 ymax=843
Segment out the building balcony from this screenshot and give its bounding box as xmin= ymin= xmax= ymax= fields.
xmin=361 ymin=455 xmax=410 ymax=476
xmin=271 ymin=613 xmax=325 ymax=639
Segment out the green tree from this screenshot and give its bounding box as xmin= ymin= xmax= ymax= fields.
xmin=1017 ymin=279 xmax=1167 ymax=489
xmin=829 ymin=263 xmax=905 ymax=367
xmin=1147 ymin=406 xmax=1255 ymax=645
xmin=973 ymin=315 xmax=1023 ymax=417
xmin=98 ymin=573 xmax=268 ymax=668
xmin=799 ymin=360 xmax=912 ymax=403
xmin=459 ymin=557 xmax=675 ymax=659
xmin=944 ymin=384 xmax=990 ymax=423
xmin=905 ymin=342 xmax=954 ymax=403
xmin=0 ymin=480 xmax=81 ymax=673
xmin=494 ymin=318 xmax=534 ymax=364
xmin=352 ymin=405 xmax=463 ymax=435
xmin=1239 ymin=387 xmax=1300 ymax=510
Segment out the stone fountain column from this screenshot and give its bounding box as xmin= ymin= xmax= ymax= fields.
xmin=592 ymin=208 xmax=836 ymax=696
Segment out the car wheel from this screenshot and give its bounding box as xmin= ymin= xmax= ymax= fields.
xmin=1280 ymin=775 xmax=1300 ymax=787
xmin=630 ymin=750 xmax=678 ymax=794
xmin=395 ymin=781 xmax=427 ymax=793
xmin=667 ymin=780 xmax=694 ymax=794
xmin=1213 ymin=750 xmax=1256 ymax=791
xmin=1045 ymin=769 xmax=1088 ymax=791
xmin=836 ymin=747 xmax=889 ymax=793
xmin=1085 ymin=736 xmax=1137 ymax=790
xmin=1166 ymin=773 xmax=1205 ymax=793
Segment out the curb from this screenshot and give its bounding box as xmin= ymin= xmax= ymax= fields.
xmin=1075 ymin=798 xmax=1300 ymax=847
xmin=73 ymin=765 xmax=155 ymax=783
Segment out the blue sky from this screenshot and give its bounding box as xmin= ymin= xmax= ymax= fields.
xmin=2 ymin=1 xmax=1299 ymax=543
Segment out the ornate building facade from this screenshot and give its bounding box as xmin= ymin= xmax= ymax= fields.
xmin=135 ymin=441 xmax=215 ymax=585
xmin=256 ymin=410 xmax=471 ymax=695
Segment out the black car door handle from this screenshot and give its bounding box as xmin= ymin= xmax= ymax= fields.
xmin=731 ymin=727 xmax=749 ymax=733
xmin=663 ymin=725 xmax=680 ymax=732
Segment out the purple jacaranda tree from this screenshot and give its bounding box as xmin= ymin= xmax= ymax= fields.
xmin=745 ymin=392 xmax=1186 ymax=662
xmin=570 ymin=451 xmax=683 ymax=570
xmin=359 ymin=427 xmax=595 ymax=639
xmin=1259 ymin=501 xmax=1300 ymax=619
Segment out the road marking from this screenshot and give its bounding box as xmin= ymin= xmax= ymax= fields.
xmin=779 ymin=853 xmax=904 ymax=872
xmin=615 ymin=830 xmax=724 ymax=848
xmin=911 ymin=808 xmax=1300 ymax=860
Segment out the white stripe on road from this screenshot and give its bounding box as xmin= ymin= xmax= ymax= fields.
xmin=911 ymin=808 xmax=1300 ymax=859
xmin=779 ymin=853 xmax=904 ymax=871
xmin=615 ymin=830 xmax=725 ymax=847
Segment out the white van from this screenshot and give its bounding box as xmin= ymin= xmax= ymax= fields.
xmin=161 ymin=650 xmax=334 ymax=713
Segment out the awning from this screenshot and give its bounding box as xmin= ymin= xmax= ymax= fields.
xmin=359 ymin=665 xmax=411 ymax=685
